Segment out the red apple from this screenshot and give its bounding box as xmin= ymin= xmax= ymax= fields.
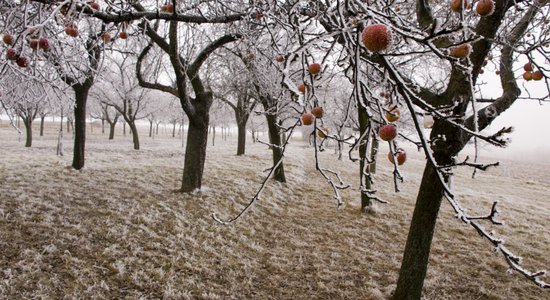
xmin=385 ymin=107 xmax=400 ymax=123
xmin=532 ymin=70 xmax=543 ymax=81
xmin=16 ymin=56 xmax=28 ymax=68
xmin=119 ymin=31 xmax=128 ymax=39
xmin=450 ymin=43 xmax=471 ymax=58
xmin=388 ymin=149 xmax=406 ymax=165
xmin=161 ymin=4 xmax=174 ymax=13
xmin=65 ymin=23 xmax=79 ymax=37
xmin=3 ymin=33 xmax=14 ymax=45
xmin=523 ymin=62 xmax=533 ymax=72
xmin=301 ymin=113 xmax=314 ymax=126
xmin=6 ymin=48 xmax=18 ymax=60
xmin=308 ymin=63 xmax=321 ymax=75
xmin=276 ymin=55 xmax=284 ymax=62
xmin=38 ymin=38 xmax=49 ymax=51
xmin=311 ymin=106 xmax=324 ymax=118
xmin=451 ymin=0 xmax=470 ymax=12
xmin=247 ymin=52 xmax=255 ymax=60
xmin=297 ymin=83 xmax=309 ymax=94
xmin=255 ymin=11 xmax=264 ymax=20
xmin=476 ymin=0 xmax=494 ymax=16
xmin=362 ymin=24 xmax=392 ymax=53
xmin=29 ymin=38 xmax=39 ymax=50
xmin=379 ymin=124 xmax=397 ymax=141
xmin=495 ymin=69 xmax=500 ymax=75
xmin=101 ymin=32 xmax=111 ymax=43
xmin=89 ymin=2 xmax=100 ymax=10
xmin=523 ymin=71 xmax=533 ymax=81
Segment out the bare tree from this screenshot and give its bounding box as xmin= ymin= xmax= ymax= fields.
xmin=210 ymin=52 xmax=258 ymax=155
xmin=130 ymin=3 xmax=246 ymax=191
xmin=94 ymin=51 xmax=150 ymax=149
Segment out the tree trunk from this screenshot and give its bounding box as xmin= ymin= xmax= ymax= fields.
xmin=156 ymin=123 xmax=159 ymax=135
xmin=172 ymin=121 xmax=176 ymax=138
xmin=181 ymin=120 xmax=209 ymax=192
xmin=265 ymin=114 xmax=286 ymax=183
xmin=236 ymin=121 xmax=246 ymax=155
xmin=149 ymin=120 xmax=153 ymax=137
xmin=129 ymin=121 xmax=140 ymax=150
xmin=56 ymin=128 xmax=63 ymax=156
xmin=24 ymin=117 xmax=32 ymax=147
xmin=72 ymin=87 xmax=89 ymax=170
xmin=60 ymin=111 xmax=64 ymax=132
xmin=393 ymin=161 xmax=445 ymax=299
xmin=101 ymin=119 xmax=105 ymax=134
xmin=123 ymin=121 xmax=126 ymax=136
xmin=109 ymin=122 xmax=116 ymax=140
xmin=39 ymin=116 xmax=45 ymax=137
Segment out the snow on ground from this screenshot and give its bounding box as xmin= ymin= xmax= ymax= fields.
xmin=0 ymin=122 xmax=548 ymax=299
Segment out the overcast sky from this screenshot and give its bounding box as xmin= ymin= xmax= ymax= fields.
xmin=473 ymin=68 xmax=550 ymax=163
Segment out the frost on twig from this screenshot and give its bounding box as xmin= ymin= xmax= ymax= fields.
xmin=439 ymin=156 xmax=500 ymax=171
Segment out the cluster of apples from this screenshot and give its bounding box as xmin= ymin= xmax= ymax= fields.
xmin=3 ymin=33 xmax=50 ymax=68
xmin=451 ymin=0 xmax=495 ymax=16
xmin=522 ymin=62 xmax=544 ymax=81
xmin=301 ymin=106 xmax=323 ymax=126
xmin=378 ymin=101 xmax=407 ymax=165
xmin=296 ymin=63 xmax=322 ymax=94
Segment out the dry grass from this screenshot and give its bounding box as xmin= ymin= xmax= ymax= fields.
xmin=0 ymin=122 xmax=548 ymax=299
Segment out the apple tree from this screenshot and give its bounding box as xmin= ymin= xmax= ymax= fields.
xmin=214 ymin=0 xmax=550 ymax=297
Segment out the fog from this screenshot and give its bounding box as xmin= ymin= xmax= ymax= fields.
xmin=476 ymin=99 xmax=550 ymax=163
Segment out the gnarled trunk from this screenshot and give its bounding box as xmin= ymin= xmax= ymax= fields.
xmin=181 ymin=119 xmax=209 ymax=192
xmin=181 ymin=92 xmax=212 ymax=193
xmin=128 ymin=121 xmax=140 ymax=150
xmin=265 ymin=113 xmax=285 ymax=183
xmin=393 ymin=161 xmax=445 ymax=299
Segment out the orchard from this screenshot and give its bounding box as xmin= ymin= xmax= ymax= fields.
xmin=0 ymin=0 xmax=549 ymax=299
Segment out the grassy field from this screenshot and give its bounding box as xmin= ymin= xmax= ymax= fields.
xmin=0 ymin=122 xmax=548 ymax=299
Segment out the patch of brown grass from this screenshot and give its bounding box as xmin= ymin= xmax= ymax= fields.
xmin=0 ymin=124 xmax=548 ymax=299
